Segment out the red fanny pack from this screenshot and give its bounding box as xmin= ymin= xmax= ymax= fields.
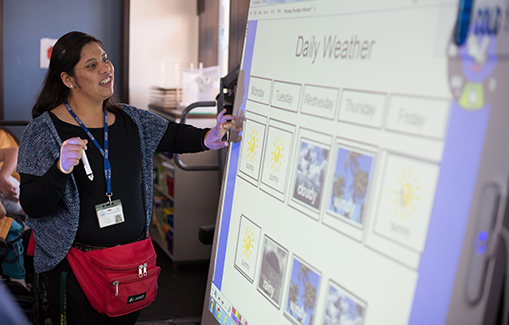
xmin=66 ymin=237 xmax=161 ymax=317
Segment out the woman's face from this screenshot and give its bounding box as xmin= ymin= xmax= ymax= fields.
xmin=71 ymin=41 xmax=114 ymax=103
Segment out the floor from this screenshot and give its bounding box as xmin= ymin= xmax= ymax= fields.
xmin=135 ymin=242 xmax=210 ymax=325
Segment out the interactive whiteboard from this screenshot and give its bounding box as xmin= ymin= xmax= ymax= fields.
xmin=202 ymin=1 xmax=509 ymax=324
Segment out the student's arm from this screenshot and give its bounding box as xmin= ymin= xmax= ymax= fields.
xmin=0 ymin=147 xmax=19 ymax=202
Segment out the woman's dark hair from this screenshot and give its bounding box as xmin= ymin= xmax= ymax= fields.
xmin=32 ymin=31 xmax=121 ymax=118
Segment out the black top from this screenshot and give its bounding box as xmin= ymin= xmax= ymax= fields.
xmin=20 ymin=109 xmax=208 ymax=246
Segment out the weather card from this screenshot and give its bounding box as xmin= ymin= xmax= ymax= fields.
xmin=260 ymin=119 xmax=296 ymax=202
xmin=257 ymin=235 xmax=289 ymax=309
xmin=234 ymin=215 xmax=262 ymax=282
xmin=292 ymin=139 xmax=329 ymax=210
xmin=374 ymin=153 xmax=440 ymax=253
xmin=238 ymin=111 xmax=268 ymax=187
xmin=284 ymin=256 xmax=322 ymax=325
xmin=289 ymin=129 xmax=332 ymax=220
xmin=322 ymin=281 xmax=366 ymax=325
xmin=327 ymin=145 xmax=375 ymax=226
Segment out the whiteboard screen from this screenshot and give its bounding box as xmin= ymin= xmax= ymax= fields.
xmin=202 ymin=0 xmax=509 ymax=324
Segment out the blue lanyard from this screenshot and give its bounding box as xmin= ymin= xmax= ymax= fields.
xmin=64 ymin=99 xmax=113 ymax=203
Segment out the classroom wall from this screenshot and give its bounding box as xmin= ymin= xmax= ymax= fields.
xmin=3 ymin=0 xmax=122 ymax=137
xmin=129 ymin=0 xmax=198 ymax=110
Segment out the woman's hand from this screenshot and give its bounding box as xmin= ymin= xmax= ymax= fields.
xmin=204 ymin=109 xmax=243 ymax=150
xmin=58 ymin=137 xmax=88 ymax=174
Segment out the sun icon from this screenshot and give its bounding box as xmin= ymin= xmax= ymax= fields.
xmin=242 ymin=227 xmax=255 ymax=260
xmin=392 ymin=169 xmax=421 ymax=220
xmin=270 ymin=135 xmax=284 ymax=173
xmin=246 ymin=128 xmax=259 ymax=162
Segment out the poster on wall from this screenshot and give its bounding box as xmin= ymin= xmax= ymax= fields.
xmin=39 ymin=38 xmax=57 ymax=69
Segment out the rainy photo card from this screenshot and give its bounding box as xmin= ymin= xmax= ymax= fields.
xmin=238 ymin=110 xmax=268 ymax=187
xmin=327 ymin=145 xmax=375 ymax=226
xmin=289 ymin=128 xmax=332 ymax=220
xmin=260 ymin=119 xmax=296 ymax=202
xmin=284 ymin=255 xmax=322 ymax=325
xmin=234 ymin=214 xmax=262 ymax=283
xmin=322 ymin=280 xmax=366 ymax=325
xmin=322 ymin=139 xmax=378 ymax=242
xmin=257 ymin=235 xmax=289 ymax=309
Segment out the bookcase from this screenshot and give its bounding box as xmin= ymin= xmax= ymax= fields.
xmin=149 ymin=105 xmax=220 ymax=262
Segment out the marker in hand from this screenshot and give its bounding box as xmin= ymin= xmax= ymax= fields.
xmin=81 ymin=149 xmax=94 ymax=181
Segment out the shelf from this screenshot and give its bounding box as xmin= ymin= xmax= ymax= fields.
xmin=154 ymin=184 xmax=174 ymax=201
xmin=161 ymin=160 xmax=175 ymax=171
xmin=150 ymin=224 xmax=173 ymax=260
xmin=156 ymin=153 xmax=174 ymax=165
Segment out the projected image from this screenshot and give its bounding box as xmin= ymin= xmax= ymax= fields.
xmin=327 ymin=147 xmax=374 ymax=225
xmin=448 ymin=30 xmax=498 ymax=111
xmin=238 ymin=116 xmax=267 ymax=184
xmin=323 ymin=281 xmax=365 ymax=325
xmin=393 ymin=168 xmax=421 ymax=220
xmin=292 ymin=139 xmax=329 ymax=211
xmin=247 ymin=128 xmax=260 ymax=162
xmin=374 ymin=154 xmax=440 ymax=252
xmin=209 ymin=296 xmax=215 ymax=313
xmin=257 ymin=236 xmax=289 ymax=309
xmin=269 ymin=134 xmax=285 ymax=173
xmin=234 ymin=215 xmax=262 ymax=282
xmin=261 ymin=124 xmax=294 ymax=196
xmin=285 ymin=256 xmax=321 ymax=325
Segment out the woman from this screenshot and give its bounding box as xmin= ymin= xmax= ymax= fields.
xmin=17 ymin=31 xmax=238 ymax=324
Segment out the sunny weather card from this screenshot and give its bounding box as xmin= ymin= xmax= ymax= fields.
xmin=257 ymin=235 xmax=289 ymax=309
xmin=238 ymin=111 xmax=268 ymax=186
xmin=260 ymin=120 xmax=296 ymax=201
xmin=322 ymin=281 xmax=366 ymax=325
xmin=284 ymin=256 xmax=322 ymax=325
xmin=327 ymin=146 xmax=375 ymax=226
xmin=234 ymin=215 xmax=262 ymax=282
xmin=374 ymin=153 xmax=440 ymax=252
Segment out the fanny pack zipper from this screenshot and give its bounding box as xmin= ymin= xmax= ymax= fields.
xmin=90 ymin=255 xmax=156 ymax=271
xmin=111 ymin=267 xmax=158 ymax=297
xmin=89 ymin=256 xmax=156 ymax=298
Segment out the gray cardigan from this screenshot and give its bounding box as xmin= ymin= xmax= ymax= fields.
xmin=17 ymin=104 xmax=168 ymax=273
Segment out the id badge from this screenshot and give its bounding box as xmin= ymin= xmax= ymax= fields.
xmin=95 ymin=199 xmax=125 ymax=228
